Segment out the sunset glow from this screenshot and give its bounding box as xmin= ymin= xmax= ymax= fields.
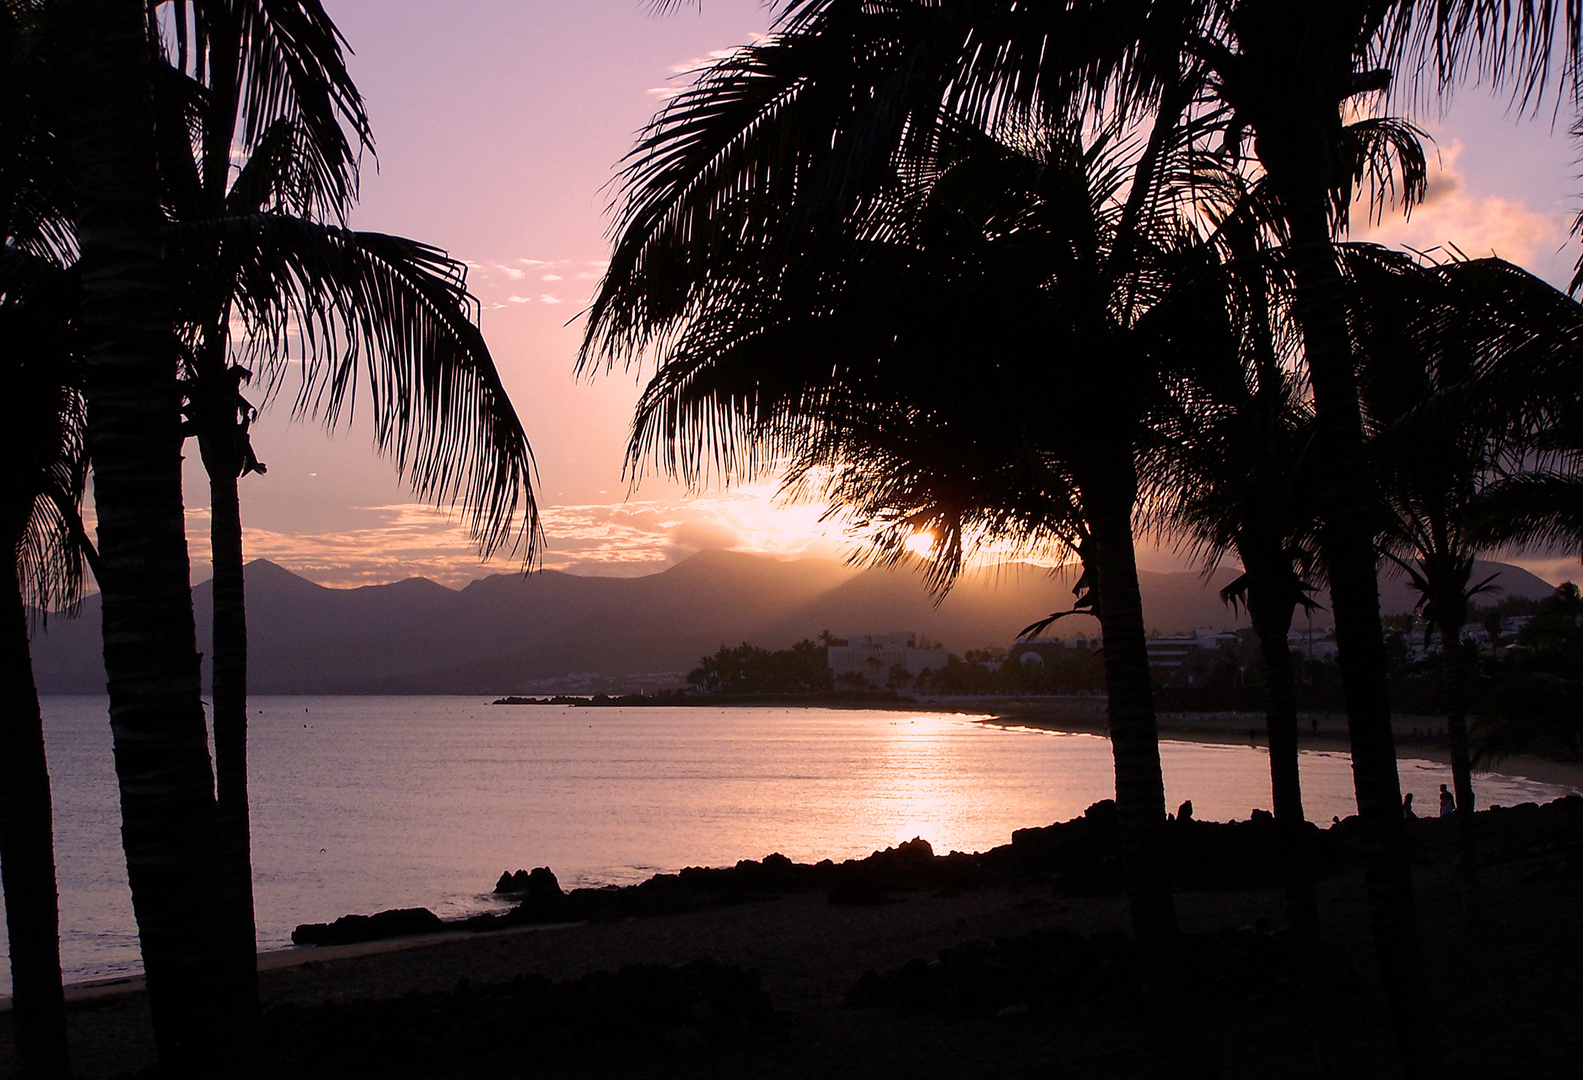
xmin=167 ymin=0 xmax=1581 ymax=591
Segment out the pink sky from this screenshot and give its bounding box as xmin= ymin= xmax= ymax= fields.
xmin=177 ymin=1 xmax=1583 ymax=589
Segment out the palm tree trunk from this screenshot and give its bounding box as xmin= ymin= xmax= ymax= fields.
xmin=62 ymin=0 xmax=243 ymax=1073
xmin=1249 ymin=602 xmax=1321 ymax=942
xmin=1435 ymin=616 xmax=1482 ymax=918
xmin=209 ymin=468 xmax=260 ymax=1039
xmin=1081 ymin=457 xmax=1216 ymax=1080
xmin=0 ymin=572 xmax=72 ymax=1079
xmin=1277 ymin=185 xmax=1445 ymax=1079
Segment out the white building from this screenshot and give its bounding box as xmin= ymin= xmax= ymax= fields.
xmin=827 ymin=633 xmax=947 ymax=686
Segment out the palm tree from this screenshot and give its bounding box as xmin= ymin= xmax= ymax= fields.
xmin=1344 ymin=249 xmax=1505 ymax=915
xmin=1 ymin=4 xmax=81 ymax=1074
xmin=1147 ymin=213 xmax=1330 ymax=943
xmin=0 ymin=257 xmax=89 ymax=1080
xmin=60 ymin=0 xmax=243 ymax=1071
xmin=584 ymin=24 xmax=1237 ymax=1065
xmin=150 ymin=0 xmax=373 ymax=1027
xmin=639 ymin=5 xmax=1583 ymax=1072
xmin=1168 ymin=16 xmax=1575 ymax=1074
xmin=1346 ymin=250 xmax=1583 ymax=913
xmin=151 ymin=1 xmax=540 ymax=1030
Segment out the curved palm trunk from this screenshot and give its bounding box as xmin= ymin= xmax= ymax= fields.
xmin=1434 ymin=615 xmax=1482 ymax=918
xmin=1274 ymin=182 xmax=1444 ymax=1078
xmin=63 ymin=0 xmax=243 ymax=1073
xmin=0 ymin=572 xmax=71 ymax=1079
xmin=1082 ymin=456 xmax=1216 ymax=1080
xmin=208 ymin=467 xmax=260 ymax=1035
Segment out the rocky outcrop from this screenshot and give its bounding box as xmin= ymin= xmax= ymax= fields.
xmin=296 ymin=797 xmax=1583 ymax=952
xmin=291 ymin=906 xmax=444 ymax=947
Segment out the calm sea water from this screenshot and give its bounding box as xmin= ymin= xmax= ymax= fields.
xmin=0 ymin=695 xmax=1575 ymax=995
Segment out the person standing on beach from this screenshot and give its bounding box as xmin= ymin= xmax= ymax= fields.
xmin=1403 ymin=793 xmax=1417 ymax=819
xmin=1439 ymin=785 xmax=1455 ymax=818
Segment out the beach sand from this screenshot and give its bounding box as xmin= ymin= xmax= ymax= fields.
xmin=5 ymin=802 xmax=1582 ymax=1079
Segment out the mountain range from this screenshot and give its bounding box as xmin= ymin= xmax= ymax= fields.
xmin=28 ymin=549 xmax=1558 ymax=695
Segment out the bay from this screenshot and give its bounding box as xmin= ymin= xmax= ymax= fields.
xmin=1 ymin=695 xmax=1574 ymax=995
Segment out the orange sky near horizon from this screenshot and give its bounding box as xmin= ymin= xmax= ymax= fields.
xmin=166 ymin=1 xmax=1583 ymax=592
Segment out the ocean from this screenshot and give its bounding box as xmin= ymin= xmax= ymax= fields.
xmin=1 ymin=695 xmax=1574 ymax=995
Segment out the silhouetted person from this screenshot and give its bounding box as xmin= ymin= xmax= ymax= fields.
xmin=1439 ymin=784 xmax=1455 ymax=817
xmin=1177 ymin=800 xmax=1193 ymax=823
xmin=1402 ymin=792 xmax=1417 ymax=819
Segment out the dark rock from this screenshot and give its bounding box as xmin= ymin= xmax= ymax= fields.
xmin=494 ymin=866 xmax=562 ymax=897
xmin=292 ymin=907 xmax=443 ymax=947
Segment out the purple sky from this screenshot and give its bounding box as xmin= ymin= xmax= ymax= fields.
xmin=178 ymin=1 xmax=1583 ymax=588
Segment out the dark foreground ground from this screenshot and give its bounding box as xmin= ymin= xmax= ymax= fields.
xmin=4 ymin=801 xmax=1582 ymax=1079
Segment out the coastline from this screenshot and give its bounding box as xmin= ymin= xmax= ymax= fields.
xmin=964 ymin=698 xmax=1583 ymax=791
xmin=9 ymin=799 xmax=1583 ymax=1078
xmin=494 ymin=692 xmax=1583 ymax=793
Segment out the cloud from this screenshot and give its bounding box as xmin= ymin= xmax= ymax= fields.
xmin=668 ymin=518 xmax=741 ymax=554
xmin=540 ymin=294 xmax=563 ymax=305
xmin=1504 ymin=553 xmax=1582 ymax=587
xmin=541 ymin=273 xmax=563 ymax=281
xmin=1354 ymin=141 xmax=1569 ymax=267
xmin=494 ymin=264 xmax=526 ymax=280
xmin=506 ymin=295 xmax=531 ymax=304
xmin=151 ymin=473 xmax=1074 ymax=592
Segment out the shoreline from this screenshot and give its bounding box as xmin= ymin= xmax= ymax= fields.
xmin=0 ymin=920 xmax=590 ymax=1013
xmin=9 ymin=801 xmax=1583 ymax=1079
xmin=963 ymin=699 xmax=1583 ymax=791
xmin=493 ymin=692 xmax=1583 ymax=792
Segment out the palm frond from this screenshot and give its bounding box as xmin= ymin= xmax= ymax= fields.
xmin=165 ymin=214 xmax=540 ymax=563
xmin=1381 ymin=0 xmax=1583 ymax=114
xmin=0 ymin=248 xmax=89 ymax=622
xmin=160 ymin=0 xmax=372 ymax=221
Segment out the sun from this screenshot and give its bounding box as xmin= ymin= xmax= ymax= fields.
xmin=904 ymin=531 xmax=935 ymax=557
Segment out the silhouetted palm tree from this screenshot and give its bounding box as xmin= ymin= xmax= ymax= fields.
xmin=1345 ymin=249 xmax=1508 ymax=913
xmin=0 ymin=256 xmax=89 ymax=1080
xmin=639 ymin=5 xmax=1583 ymax=1072
xmin=151 ymin=2 xmax=541 ymax=1031
xmin=584 ymin=23 xmax=1241 ymax=1064
xmin=1147 ymin=209 xmax=1330 ymax=943
xmin=61 ymin=0 xmax=241 ymax=1071
xmin=1347 ymin=250 xmax=1583 ymax=912
xmin=1 ymin=4 xmax=80 ymax=1074
xmin=151 ymin=0 xmax=373 ymax=1029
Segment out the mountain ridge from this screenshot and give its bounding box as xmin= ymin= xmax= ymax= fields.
xmin=28 ymin=549 xmax=1559 ymax=695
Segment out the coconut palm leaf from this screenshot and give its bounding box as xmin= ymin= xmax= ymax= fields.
xmin=0 ymin=0 xmax=75 ymax=264
xmin=1472 ymin=471 xmax=1583 ymax=555
xmin=0 ymin=248 xmax=88 ymax=620
xmin=164 ymin=213 xmax=538 ymax=558
xmin=160 ymin=0 xmax=371 ymax=220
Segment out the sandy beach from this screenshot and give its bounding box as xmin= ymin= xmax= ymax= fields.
xmin=4 ymin=794 xmax=1581 ymax=1079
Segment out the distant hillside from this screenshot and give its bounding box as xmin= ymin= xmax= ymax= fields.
xmin=29 ymin=550 xmax=1558 ymax=695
